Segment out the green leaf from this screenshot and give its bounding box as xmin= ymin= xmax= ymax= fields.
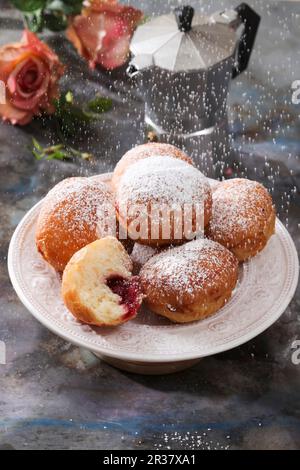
xmin=86 ymin=96 xmax=113 ymax=114
xmin=32 ymin=137 xmax=43 ymax=152
xmin=61 ymin=0 xmax=83 ymax=10
xmin=11 ymin=0 xmax=84 ymax=33
xmin=32 ymin=149 xmax=44 ymax=160
xmin=63 ymin=103 xmax=91 ymax=122
xmin=46 ymin=150 xmax=69 ymax=160
xmin=53 ymin=92 xmax=112 ymax=138
xmin=44 ymin=144 xmax=64 ymax=153
xmin=11 ymin=0 xmax=47 ymax=12
xmin=65 ymin=91 xmax=74 ymax=104
xmin=43 ymin=11 xmax=68 ymax=31
xmin=54 ymin=93 xmax=91 ymax=137
xmin=31 ymin=136 xmax=94 ymax=162
xmin=24 ymin=10 xmax=44 ymax=33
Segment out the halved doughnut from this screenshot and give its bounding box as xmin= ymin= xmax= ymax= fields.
xmin=62 ymin=237 xmax=143 ymax=326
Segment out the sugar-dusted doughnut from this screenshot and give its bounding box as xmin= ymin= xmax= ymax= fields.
xmin=112 ymin=142 xmax=193 ymax=191
xmin=36 ymin=177 xmax=116 ymax=272
xmin=115 ymin=155 xmax=212 ymax=246
xmin=206 ymin=178 xmax=276 ymax=261
xmin=62 ymin=237 xmax=143 ymax=327
xmin=140 ymin=239 xmax=239 ymax=323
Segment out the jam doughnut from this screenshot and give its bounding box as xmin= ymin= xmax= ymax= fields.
xmin=36 ymin=177 xmax=117 ymax=272
xmin=140 ymin=239 xmax=239 ymax=323
xmin=206 ymin=178 xmax=276 ymax=261
xmin=62 ymin=237 xmax=143 ymax=327
xmin=112 ymin=142 xmax=193 ymax=191
xmin=116 ymin=155 xmax=212 ymax=246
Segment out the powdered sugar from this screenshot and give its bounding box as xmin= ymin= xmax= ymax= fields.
xmin=119 ymin=142 xmax=191 ymax=165
xmin=140 ymin=239 xmax=236 ymax=300
xmin=117 ymin=155 xmax=210 ymax=207
xmin=209 ymin=179 xmax=273 ymax=241
xmin=130 ymin=243 xmax=159 ymax=273
xmin=39 ymin=177 xmax=114 ymax=242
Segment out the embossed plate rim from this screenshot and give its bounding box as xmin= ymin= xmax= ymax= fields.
xmin=8 ymin=174 xmax=299 ymax=363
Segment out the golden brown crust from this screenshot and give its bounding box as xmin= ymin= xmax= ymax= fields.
xmin=206 ymin=178 xmax=276 ymax=261
xmin=140 ymin=239 xmax=238 ymax=323
xmin=230 ymin=209 xmax=276 ymax=261
xmin=112 ymin=142 xmax=194 ymax=191
xmin=36 ymin=177 xmax=115 ymax=272
xmin=145 ymin=287 xmax=235 ymax=323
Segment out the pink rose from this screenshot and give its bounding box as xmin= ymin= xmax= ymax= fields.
xmin=66 ymin=0 xmax=143 ymax=70
xmin=0 ymin=30 xmax=65 ymax=125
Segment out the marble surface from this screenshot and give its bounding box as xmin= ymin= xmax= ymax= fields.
xmin=0 ymin=0 xmax=299 ymax=450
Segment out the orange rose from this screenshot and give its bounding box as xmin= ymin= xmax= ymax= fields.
xmin=0 ymin=30 xmax=65 ymax=125
xmin=67 ymin=0 xmax=143 ymax=70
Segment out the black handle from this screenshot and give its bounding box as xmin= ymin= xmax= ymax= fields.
xmin=174 ymin=5 xmax=194 ymax=32
xmin=232 ymin=3 xmax=260 ymax=78
xmin=126 ymin=63 xmax=139 ymax=79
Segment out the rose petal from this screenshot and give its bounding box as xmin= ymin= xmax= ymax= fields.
xmin=71 ymin=14 xmax=105 ymax=66
xmin=13 ymin=74 xmax=50 ymax=110
xmin=0 ymin=101 xmax=33 ymax=125
xmin=7 ymin=57 xmax=44 ymax=94
xmin=0 ymin=30 xmax=65 ymax=125
xmin=98 ymin=33 xmax=131 ymax=69
xmin=7 ymin=55 xmax=51 ymax=110
xmin=22 ymin=30 xmax=60 ymax=66
xmin=67 ymin=0 xmax=143 ymax=70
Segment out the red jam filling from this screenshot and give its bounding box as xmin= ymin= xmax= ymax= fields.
xmin=106 ymin=276 xmax=142 ymax=320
